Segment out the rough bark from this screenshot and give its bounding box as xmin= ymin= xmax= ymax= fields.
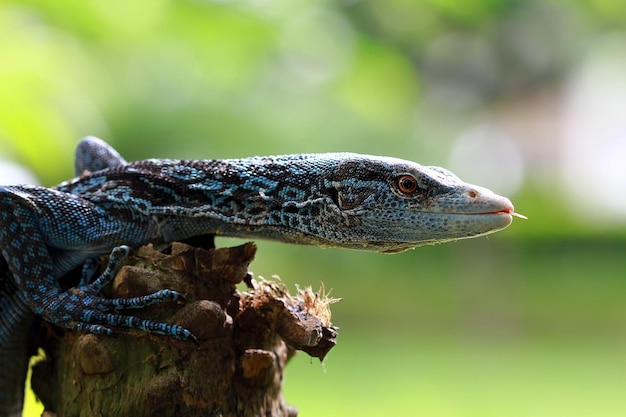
xmin=31 ymin=242 xmax=338 ymax=417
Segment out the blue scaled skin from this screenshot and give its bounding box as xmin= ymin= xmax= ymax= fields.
xmin=0 ymin=136 xmax=518 ymax=415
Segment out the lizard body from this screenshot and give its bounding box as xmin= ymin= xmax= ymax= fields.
xmin=0 ymin=137 xmax=519 ymax=415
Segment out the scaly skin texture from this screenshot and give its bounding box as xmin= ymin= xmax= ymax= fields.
xmin=0 ymin=136 xmax=518 ymax=415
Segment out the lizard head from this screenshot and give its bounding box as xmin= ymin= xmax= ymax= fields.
xmin=325 ymin=154 xmax=519 ymax=253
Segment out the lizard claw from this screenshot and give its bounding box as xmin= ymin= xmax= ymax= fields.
xmin=80 ymin=312 xmax=194 ymax=341
xmin=51 ymin=291 xmax=195 ymax=342
xmin=73 ymin=322 xmax=113 ymax=337
xmin=108 ymin=288 xmax=185 ymax=310
xmin=44 ymin=244 xmax=196 ymax=343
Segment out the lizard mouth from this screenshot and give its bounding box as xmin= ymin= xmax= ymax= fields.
xmin=471 ymin=198 xmax=526 ymax=219
xmin=377 ymin=209 xmax=526 ymax=254
xmin=483 ymin=206 xmax=527 ymax=219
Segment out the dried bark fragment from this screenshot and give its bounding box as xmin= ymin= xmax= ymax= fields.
xmin=31 ymin=243 xmax=338 ymax=417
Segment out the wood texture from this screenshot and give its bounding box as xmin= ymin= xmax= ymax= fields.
xmin=31 ymin=243 xmax=338 ymax=417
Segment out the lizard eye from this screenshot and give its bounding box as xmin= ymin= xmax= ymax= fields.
xmin=396 ymin=175 xmax=418 ymax=194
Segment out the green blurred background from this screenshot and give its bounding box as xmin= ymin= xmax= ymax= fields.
xmin=1 ymin=0 xmax=625 ymax=416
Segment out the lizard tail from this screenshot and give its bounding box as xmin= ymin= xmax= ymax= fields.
xmin=0 ymin=277 xmax=35 ymax=417
xmin=0 ymin=334 xmax=31 ymax=417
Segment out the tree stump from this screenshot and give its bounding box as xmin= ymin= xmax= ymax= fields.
xmin=31 ymin=242 xmax=338 ymax=417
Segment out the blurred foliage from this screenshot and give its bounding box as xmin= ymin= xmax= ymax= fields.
xmin=2 ymin=0 xmax=626 ymax=416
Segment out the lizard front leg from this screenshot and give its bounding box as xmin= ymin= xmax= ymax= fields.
xmin=0 ymin=186 xmax=194 ymax=342
xmin=71 ymin=245 xmax=194 ymax=340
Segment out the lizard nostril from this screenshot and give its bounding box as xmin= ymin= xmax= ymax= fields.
xmin=468 ymin=190 xmax=478 ymax=198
